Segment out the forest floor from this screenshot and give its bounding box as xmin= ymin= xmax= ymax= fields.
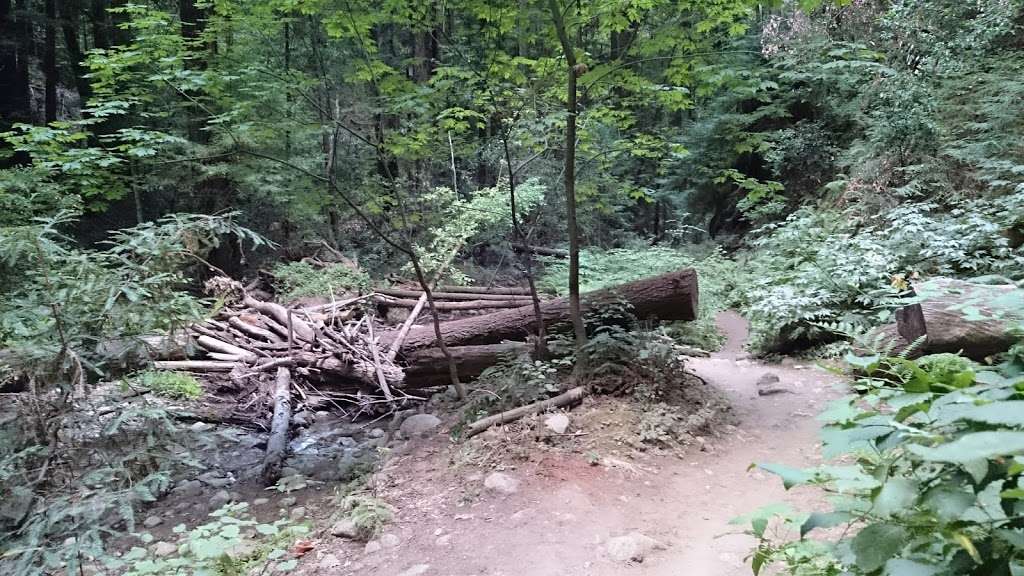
xmin=301 ymin=312 xmax=846 ymax=576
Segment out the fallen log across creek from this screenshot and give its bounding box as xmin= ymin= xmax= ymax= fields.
xmin=383 ymin=267 xmax=699 ymax=351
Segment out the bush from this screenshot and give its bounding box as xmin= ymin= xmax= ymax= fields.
xmin=271 ymin=261 xmax=371 ymax=302
xmin=128 ymin=370 xmax=202 ymax=399
xmin=738 ymin=197 xmax=1024 ymax=355
xmin=742 ymin=343 xmax=1024 ymax=575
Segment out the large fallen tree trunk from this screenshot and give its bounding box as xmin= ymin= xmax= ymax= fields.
xmin=377 ymin=297 xmax=531 ymax=311
xmin=403 ymin=342 xmax=530 ymax=387
xmin=377 ymin=288 xmax=535 ymax=302
xmin=384 ymin=268 xmax=699 ymax=351
xmin=872 ymin=278 xmax=1022 ymax=360
xmin=511 ymin=243 xmax=568 ymax=258
xmin=435 ymin=285 xmax=531 ymax=296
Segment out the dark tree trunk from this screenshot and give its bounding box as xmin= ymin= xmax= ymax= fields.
xmin=0 ymin=0 xmax=33 ymax=142
xmin=548 ymin=0 xmax=587 ymax=356
xmin=61 ymin=0 xmax=91 ymax=102
xmin=90 ymin=0 xmax=110 ymax=49
xmin=44 ymin=0 xmax=58 ymax=123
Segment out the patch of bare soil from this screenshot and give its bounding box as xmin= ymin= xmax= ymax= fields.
xmin=292 ymin=311 xmax=845 ymax=576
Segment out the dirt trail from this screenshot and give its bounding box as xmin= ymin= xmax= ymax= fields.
xmin=333 ymin=312 xmax=843 ymax=576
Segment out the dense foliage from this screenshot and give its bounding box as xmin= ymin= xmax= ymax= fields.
xmin=1 ymin=0 xmax=1024 ymax=573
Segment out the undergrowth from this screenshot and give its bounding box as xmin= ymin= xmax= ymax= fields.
xmin=127 ymin=370 xmax=203 ymax=399
xmin=271 ymin=261 xmax=371 ymax=302
xmin=742 ymin=337 xmax=1024 ymax=575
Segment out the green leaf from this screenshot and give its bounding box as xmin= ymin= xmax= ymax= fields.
xmin=255 ymin=524 xmax=279 ymax=536
xmin=800 ymin=511 xmax=853 ymax=538
xmin=874 ymin=478 xmax=918 ymax=516
xmin=908 ymin=432 xmax=1024 ymax=464
xmin=883 ymin=559 xmax=939 ymax=576
xmin=949 ymin=401 xmax=1024 ymax=426
xmin=851 ymin=523 xmax=908 ymax=572
xmin=757 ymin=463 xmax=813 ymax=489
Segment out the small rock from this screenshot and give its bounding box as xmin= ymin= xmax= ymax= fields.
xmin=331 ymin=518 xmax=359 ymax=539
xmin=142 ymin=515 xmax=163 ymax=529
xmin=379 ymin=533 xmax=401 ymax=548
xmin=189 ymin=421 xmax=214 ymax=433
xmin=289 ymin=507 xmax=306 ymax=521
xmin=435 ymin=534 xmax=452 ymax=547
xmin=544 ymin=413 xmax=570 ymax=435
xmin=339 ymin=436 xmax=357 ymax=448
xmin=280 ymin=496 xmax=297 ymax=507
xmin=364 ymin=540 xmax=382 ymax=554
xmin=198 ymin=472 xmax=233 ymax=488
xmin=605 ymin=532 xmax=666 ymax=563
xmin=400 ymin=414 xmax=442 ymax=438
xmin=280 ymin=467 xmax=300 ymax=478
xmin=252 ymin=498 xmax=269 ymax=506
xmin=153 ymin=541 xmax=177 ymax=557
xmin=483 ymin=472 xmax=519 ymax=495
xmin=209 ymin=490 xmax=232 ymax=511
xmin=292 ymin=410 xmax=314 ymax=428
xmin=368 ymin=428 xmax=385 ymax=439
xmin=319 ymin=553 xmax=342 ymax=570
xmin=397 ymin=565 xmax=430 ymax=576
xmin=170 ymin=479 xmax=203 ymax=499
xmin=756 ymin=372 xmax=792 ymax=396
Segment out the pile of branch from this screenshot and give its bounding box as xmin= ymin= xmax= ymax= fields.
xmin=154 ymin=295 xmax=403 ymax=394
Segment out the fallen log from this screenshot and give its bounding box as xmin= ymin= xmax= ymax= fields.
xmin=464 ymin=386 xmax=588 ymax=438
xmin=377 ymin=287 xmax=535 ymax=302
xmin=403 ymin=342 xmax=530 ymax=386
xmin=866 ymin=278 xmax=1023 ymax=360
xmin=895 ymin=285 xmax=1022 ymax=361
xmin=377 ymin=297 xmax=531 ymax=311
xmin=262 ymin=367 xmax=292 ymax=485
xmin=436 ymin=285 xmax=531 ymax=296
xmin=511 ymin=243 xmax=568 ymax=258
xmin=384 ymin=268 xmax=699 ymax=351
xmin=153 ymin=360 xmax=236 ymax=372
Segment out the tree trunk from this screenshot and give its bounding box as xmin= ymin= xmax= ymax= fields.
xmin=435 ymin=285 xmax=532 ymax=296
xmin=875 ymin=279 xmax=1023 ymax=361
xmin=262 ymin=367 xmax=292 ymax=485
xmin=44 ymin=0 xmax=57 ymax=123
xmin=377 ymin=297 xmax=534 ymax=311
xmin=60 ymin=0 xmax=90 ymax=102
xmin=403 ymin=342 xmax=530 ymax=387
xmin=548 ymin=0 xmax=586 ymax=357
xmin=895 ymin=300 xmax=1021 ymax=361
xmin=377 ymin=287 xmax=535 ymax=302
xmin=0 ymin=0 xmax=33 ymax=139
xmin=510 ymin=243 xmax=568 ymax=258
xmin=385 ymin=267 xmax=699 ymax=351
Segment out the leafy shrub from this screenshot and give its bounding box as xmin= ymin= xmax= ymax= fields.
xmin=271 ymin=261 xmax=371 ymax=302
xmin=738 ymin=198 xmax=1024 ymax=354
xmin=743 ymin=344 xmax=1024 ymax=575
xmin=335 ymin=480 xmax=394 ymax=541
xmin=0 ymin=212 xmax=265 ymax=575
xmin=128 ymin=370 xmax=203 ymax=399
xmin=123 ymin=503 xmax=307 ymax=576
